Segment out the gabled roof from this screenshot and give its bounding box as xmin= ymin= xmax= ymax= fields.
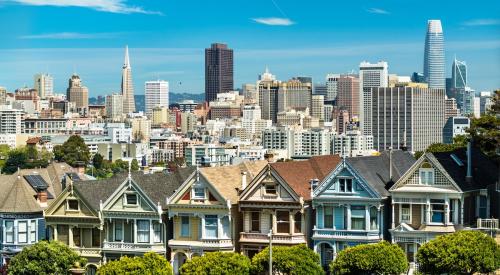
xmin=270 ymin=155 xmax=342 ymax=200
xmin=73 ymin=168 xmax=195 ymax=211
xmin=433 ymin=147 xmax=499 ymax=192
xmin=200 ymin=160 xmax=267 ymax=203
xmin=348 ymin=151 xmax=415 ymax=197
xmin=0 ymin=175 xmax=43 ymax=213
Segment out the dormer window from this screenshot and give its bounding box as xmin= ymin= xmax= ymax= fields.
xmin=193 ymin=186 xmax=205 ymax=199
xmin=339 ymin=178 xmax=353 ymax=192
xmin=419 ymin=163 xmax=434 ymax=184
xmin=125 ymin=193 xmax=138 ymax=205
xmin=67 ymin=199 xmax=79 ymax=211
xmin=265 ymin=184 xmax=277 ymax=195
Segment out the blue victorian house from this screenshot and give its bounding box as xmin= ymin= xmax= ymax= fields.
xmin=311 ymin=151 xmax=415 ymax=268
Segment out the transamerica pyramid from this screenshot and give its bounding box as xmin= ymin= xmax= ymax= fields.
xmin=121 ymin=45 xmax=136 ymax=114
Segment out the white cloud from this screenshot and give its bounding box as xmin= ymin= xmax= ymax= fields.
xmin=252 ymin=17 xmax=294 ymax=26
xmin=5 ymin=0 xmax=162 ymax=15
xmin=19 ymin=32 xmax=121 ymax=39
xmin=366 ymin=8 xmax=390 ymax=15
xmin=462 ymin=19 xmax=500 ymax=26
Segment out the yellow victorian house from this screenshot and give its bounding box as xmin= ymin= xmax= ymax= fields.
xmin=167 ymin=161 xmax=266 ymax=274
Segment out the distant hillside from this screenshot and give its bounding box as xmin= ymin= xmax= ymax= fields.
xmin=90 ymin=93 xmax=204 ymax=113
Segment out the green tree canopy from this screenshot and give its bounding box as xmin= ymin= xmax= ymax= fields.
xmin=180 ymin=252 xmax=251 ymax=275
xmin=2 ymin=146 xmax=51 ymax=174
xmin=131 ymin=158 xmax=140 ymax=171
xmin=250 ymin=244 xmax=324 ymax=275
xmin=417 ymin=230 xmax=500 ymax=275
xmin=7 ymin=240 xmax=86 ymax=275
xmin=54 ymin=135 xmax=90 ymax=167
xmin=329 ymin=241 xmax=408 ymax=275
xmin=98 ymin=252 xmax=173 ymax=275
xmin=92 ymin=153 xmax=104 ymax=170
xmin=3 ymin=148 xmax=28 ymax=174
xmin=467 ymin=90 xmax=499 ymax=161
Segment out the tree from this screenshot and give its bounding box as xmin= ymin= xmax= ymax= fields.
xmin=250 ymin=244 xmax=324 ymax=275
xmin=7 ymin=240 xmax=86 ymax=275
xmin=55 ymin=135 xmax=90 ymax=167
xmin=417 ymin=230 xmax=500 ymax=275
xmin=329 ymin=241 xmax=408 ymax=275
xmin=467 ymin=90 xmax=499 ymax=160
xmin=3 ymin=148 xmax=28 ymax=174
xmin=180 ymin=252 xmax=251 ymax=275
xmin=92 ymin=153 xmax=104 ymax=170
xmin=98 ymin=252 xmax=173 ymax=275
xmin=414 ymin=142 xmax=466 ymax=160
xmin=131 ymin=159 xmax=140 ymax=171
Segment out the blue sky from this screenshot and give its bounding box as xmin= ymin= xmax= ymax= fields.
xmin=0 ymin=0 xmax=498 ymax=96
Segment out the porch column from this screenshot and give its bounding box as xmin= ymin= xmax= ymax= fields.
xmin=453 ymin=200 xmax=459 ymax=224
xmin=346 ymin=205 xmax=351 ymax=230
xmin=378 ymin=207 xmax=383 ymax=238
xmin=150 ymin=219 xmax=154 ymax=244
xmin=272 ymin=212 xmax=277 ymax=233
xmin=133 ymin=219 xmax=137 ymax=244
xmin=68 ymin=226 xmax=74 ymax=247
xmin=53 ymin=225 xmax=58 ymax=241
xmin=425 ymin=197 xmax=431 ymax=224
xmin=444 ymin=199 xmax=450 ymax=226
xmin=289 ymin=212 xmax=294 ymax=234
xmin=365 ymin=206 xmax=370 ymax=231
xmin=391 ymin=202 xmax=395 ymax=229
xmin=217 ymin=215 xmax=223 ymax=238
xmin=460 ymin=199 xmax=464 ymax=225
xmin=201 ymin=215 xmax=206 ymax=239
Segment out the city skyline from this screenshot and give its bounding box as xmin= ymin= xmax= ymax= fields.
xmin=0 ymin=0 xmax=498 ymax=95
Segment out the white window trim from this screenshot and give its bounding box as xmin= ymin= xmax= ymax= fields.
xmin=419 ymin=168 xmax=435 ymax=185
xmin=204 ymin=215 xmax=219 ymax=239
xmin=124 ymin=192 xmax=139 ymax=207
xmin=192 ymin=184 xmax=205 ymax=200
xmin=66 ymin=198 xmax=80 ymax=212
xmin=264 ymin=183 xmax=278 ymax=196
xmin=17 ymin=221 xmax=28 ymax=244
xmin=337 ymin=177 xmax=354 ymax=193
xmin=400 ymin=204 xmax=412 ymax=224
xmin=180 ymin=216 xmax=191 ymax=237
xmin=4 ymin=220 xmax=15 ymax=244
xmin=113 ymin=220 xmax=124 ymax=241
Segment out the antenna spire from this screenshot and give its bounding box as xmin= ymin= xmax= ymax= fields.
xmin=124 ymin=45 xmax=130 ymax=68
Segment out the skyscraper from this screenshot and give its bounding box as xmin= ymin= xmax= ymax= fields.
xmin=66 ymin=74 xmax=89 ymax=115
xmin=423 ymin=20 xmax=445 ymax=89
xmin=325 ymin=74 xmax=340 ymax=102
xmin=359 ymin=61 xmax=389 ymax=135
xmin=337 ymin=75 xmax=360 ymax=119
xmin=106 ymin=93 xmax=123 ymax=121
xmin=34 ymin=73 xmax=53 ymax=99
xmin=121 ymin=45 xmax=136 ymax=114
xmin=145 ymin=80 xmax=169 ymax=117
xmin=451 ymin=58 xmax=467 ymax=89
xmin=205 ymin=43 xmax=233 ymax=102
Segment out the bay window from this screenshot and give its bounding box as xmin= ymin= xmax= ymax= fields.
xmin=276 ymin=211 xmax=290 ymax=234
xmin=351 ymin=206 xmax=365 ymax=230
xmin=251 ymin=212 xmax=260 ymax=232
xmin=431 ymin=203 xmax=445 ymax=223
xmin=324 ymin=206 xmax=333 ymax=228
xmin=294 ymin=212 xmax=302 ymax=233
xmin=30 ymin=221 xmax=37 ymax=242
xmin=137 ymin=220 xmax=150 ymax=243
xmin=401 ymin=204 xmax=411 ymax=223
xmin=370 ymin=207 xmax=378 ymax=230
xmin=221 ymin=216 xmax=230 ymax=238
xmin=181 ymin=216 xmax=190 ymax=237
xmin=153 ymin=222 xmax=161 ymax=243
xmin=114 ymin=221 xmax=123 ymax=241
xmin=5 ymin=221 xmax=14 ymax=243
xmin=205 ymin=215 xmax=218 ymax=238
xmin=18 ymin=221 xmax=28 ymax=243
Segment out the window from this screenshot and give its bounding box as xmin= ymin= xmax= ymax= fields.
xmin=5 ymin=221 xmax=14 ymax=243
xmin=449 ymin=200 xmax=455 ymax=223
xmin=193 ymin=186 xmax=205 ymax=199
xmin=401 ymin=204 xmax=411 ymax=223
xmin=370 ymin=207 xmax=378 ymax=230
xmin=221 ymin=216 xmax=230 ymax=238
xmin=324 ymin=206 xmax=334 ymax=228
xmin=276 ymin=211 xmax=290 ymax=234
xmin=73 ymin=228 xmax=81 ymax=246
xmin=126 ymin=194 xmax=138 ymax=205
xmin=181 ymin=216 xmax=190 ymax=237
xmin=419 ymin=169 xmax=434 ymax=184
xmin=115 ymin=221 xmax=123 ymax=241
xmin=92 ymin=228 xmax=100 ymax=247
xmin=137 ymin=220 xmax=150 ymax=243
xmin=251 ymin=212 xmax=260 ymax=232
xmin=479 ymin=196 xmax=487 ymax=218
xmin=294 ymin=212 xmax=302 ymax=233
xmin=265 ymin=184 xmax=277 ymax=195
xmin=431 ymin=204 xmax=445 ymax=223
xmin=339 ymin=178 xmax=353 ymax=192
xmin=351 ymin=206 xmax=365 ymax=230
xmin=205 ymin=215 xmax=218 ymax=238
xmin=153 ymin=222 xmax=161 ymax=243
xmin=67 ymin=199 xmax=79 ymax=211
xmin=18 ymin=221 xmax=28 ymax=243
xmin=30 ymin=221 xmax=37 ymax=242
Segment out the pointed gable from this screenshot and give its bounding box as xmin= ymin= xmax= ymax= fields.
xmin=0 ymin=175 xmax=42 ymax=213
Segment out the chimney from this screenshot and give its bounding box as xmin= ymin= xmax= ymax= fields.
xmin=241 ymin=172 xmax=247 ymax=190
xmin=37 ymin=187 xmax=48 ymax=207
xmin=466 ymin=141 xmax=472 ymax=183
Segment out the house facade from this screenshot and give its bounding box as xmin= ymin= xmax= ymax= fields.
xmin=312 ymin=151 xmax=415 ymax=268
xmin=389 ymin=153 xmax=464 ymax=264
xmin=167 ymin=161 xmax=266 ymax=274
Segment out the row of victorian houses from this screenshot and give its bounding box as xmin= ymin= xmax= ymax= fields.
xmin=0 ymin=146 xmax=498 ymax=274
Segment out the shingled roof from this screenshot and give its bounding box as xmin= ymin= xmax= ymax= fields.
xmin=0 ymin=175 xmax=43 ymax=213
xmin=201 ymin=160 xmax=268 ymax=203
xmin=73 ymin=167 xmax=196 ymax=211
xmin=347 ymin=150 xmax=415 ymax=197
xmin=270 ymin=155 xmax=342 ymax=200
xmin=433 ymin=147 xmax=498 ymax=192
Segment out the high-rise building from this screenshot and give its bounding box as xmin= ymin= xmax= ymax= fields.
xmin=451 ymin=58 xmax=467 ymax=89
xmin=0 ymin=87 xmax=6 ymax=105
xmin=121 ymin=45 xmax=136 ymax=114
xmin=311 ymin=95 xmax=325 ymax=120
xmin=0 ymin=105 xmax=24 ymax=134
xmin=371 ymin=87 xmax=445 ymax=152
xmin=423 ymin=20 xmax=445 ymax=89
xmin=205 ymin=43 xmax=233 ymax=102
xmin=105 ymin=93 xmax=123 ymax=121
xmin=445 ymin=97 xmax=460 ymax=120
xmin=443 ymin=116 xmax=469 ymax=144
xmin=359 ymin=61 xmax=389 ymax=135
xmin=337 ymin=75 xmax=360 ymax=119
xmin=145 ymin=80 xmax=169 ymax=117
xmin=34 ymin=73 xmax=54 ymax=99
xmin=66 ymin=74 xmax=89 ymax=115
xmin=325 ymin=74 xmax=340 ymax=102
xmin=313 ymin=83 xmax=327 ymax=97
